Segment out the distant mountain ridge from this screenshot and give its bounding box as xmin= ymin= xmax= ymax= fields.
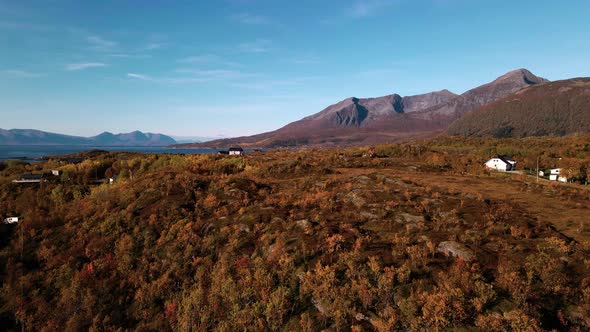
xmin=180 ymin=68 xmax=549 ymax=148
xmin=0 ymin=129 xmax=177 ymax=146
xmin=447 ymin=77 xmax=590 ymax=137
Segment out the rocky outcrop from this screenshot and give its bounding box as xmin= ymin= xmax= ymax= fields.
xmin=437 ymin=241 xmax=475 ymax=261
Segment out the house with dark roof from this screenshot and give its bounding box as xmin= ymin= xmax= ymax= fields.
xmin=229 ymin=147 xmax=244 ymax=156
xmin=12 ymin=173 xmax=45 ymax=183
xmin=485 ymin=156 xmax=516 ymax=171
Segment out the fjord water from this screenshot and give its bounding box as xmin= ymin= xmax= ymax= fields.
xmin=0 ymin=145 xmax=218 ymax=162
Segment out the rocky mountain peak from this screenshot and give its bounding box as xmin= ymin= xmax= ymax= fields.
xmin=494 ymin=68 xmax=549 ymax=85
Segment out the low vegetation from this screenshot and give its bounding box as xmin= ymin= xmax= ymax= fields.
xmin=1 ymin=136 xmax=590 ymax=331
xmin=447 ymin=78 xmax=590 ymax=138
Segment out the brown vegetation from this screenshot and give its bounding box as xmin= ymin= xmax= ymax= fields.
xmin=448 ymin=78 xmax=590 ymax=138
xmin=1 ymin=135 xmax=590 ymax=330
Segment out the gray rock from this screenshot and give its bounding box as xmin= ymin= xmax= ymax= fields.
xmin=296 ymin=219 xmax=312 ymax=232
xmin=312 ymin=298 xmax=328 ymax=315
xmin=345 ymin=190 xmax=366 ymax=208
xmin=398 ymin=213 xmax=425 ymax=223
xmin=355 ymin=313 xmax=372 ymax=323
xmin=360 ymin=211 xmax=379 ymax=220
xmin=437 ymin=241 xmax=475 ymax=261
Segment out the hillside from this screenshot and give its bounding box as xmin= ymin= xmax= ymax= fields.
xmin=183 ymin=69 xmax=547 ymax=148
xmin=2 ymin=136 xmax=590 ymax=330
xmin=0 ymin=129 xmax=177 ymax=146
xmin=447 ymin=78 xmax=590 ymax=137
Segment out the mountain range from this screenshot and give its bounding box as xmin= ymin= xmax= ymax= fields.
xmin=0 ymin=129 xmax=176 ymax=146
xmin=6 ymin=69 xmax=587 ymax=148
xmin=183 ymin=69 xmax=550 ymax=148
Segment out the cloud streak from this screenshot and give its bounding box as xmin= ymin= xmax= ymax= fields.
xmin=108 ymin=53 xmax=152 ymax=59
xmin=86 ymin=35 xmax=117 ymax=51
xmin=291 ymin=55 xmax=321 ymax=65
xmin=237 ymin=39 xmax=272 ymax=53
xmin=350 ymin=0 xmax=396 ymax=17
xmin=230 ymin=76 xmax=323 ymax=91
xmin=174 ymin=69 xmax=261 ymax=80
xmin=0 ymin=21 xmax=50 ymax=31
xmin=143 ymin=42 xmax=164 ymax=51
xmin=178 ymin=54 xmax=242 ymax=67
xmin=127 ymin=73 xmax=153 ymax=81
xmin=66 ymin=62 xmax=107 ymax=71
xmin=1 ymin=69 xmax=43 ymax=78
xmin=231 ymin=13 xmax=270 ymax=25
xmin=127 ymin=69 xmax=261 ymax=84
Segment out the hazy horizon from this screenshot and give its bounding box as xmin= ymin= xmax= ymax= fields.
xmin=1 ymin=0 xmax=589 ymax=137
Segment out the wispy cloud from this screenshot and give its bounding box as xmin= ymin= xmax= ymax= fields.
xmin=320 ymin=0 xmax=398 ymax=24
xmin=126 ymin=72 xmax=213 ymax=84
xmin=231 ymin=13 xmax=270 ymax=25
xmin=1 ymin=69 xmax=43 ymax=78
xmin=350 ymin=0 xmax=396 ymax=17
xmin=237 ymin=39 xmax=272 ymax=53
xmin=178 ymin=54 xmax=242 ymax=67
xmin=230 ymin=76 xmax=322 ymax=91
xmin=357 ymin=68 xmax=398 ymax=77
xmin=127 ymin=69 xmax=261 ymax=84
xmin=143 ymin=42 xmax=164 ymax=51
xmin=127 ymin=73 xmax=153 ymax=81
xmin=108 ymin=53 xmax=152 ymax=59
xmin=86 ymin=35 xmax=117 ymax=51
xmin=66 ymin=62 xmax=107 ymax=71
xmin=291 ymin=55 xmax=321 ymax=65
xmin=0 ymin=21 xmax=50 ymax=31
xmin=174 ymin=69 xmax=260 ymax=80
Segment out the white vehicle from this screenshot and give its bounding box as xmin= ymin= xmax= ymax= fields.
xmin=3 ymin=217 xmax=19 ymax=224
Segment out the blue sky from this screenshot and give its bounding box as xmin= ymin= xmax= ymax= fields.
xmin=1 ymin=0 xmax=589 ymax=138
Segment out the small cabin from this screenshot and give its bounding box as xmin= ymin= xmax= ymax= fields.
xmin=12 ymin=174 xmax=44 ymax=183
xmin=485 ymin=156 xmax=516 ymax=172
xmin=228 ymin=147 xmax=244 ymax=156
xmin=549 ymin=169 xmax=567 ymax=182
xmin=3 ymin=217 xmax=19 ymax=224
xmin=51 ymin=170 xmax=63 ymax=176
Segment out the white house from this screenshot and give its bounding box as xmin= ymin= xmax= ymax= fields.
xmin=12 ymin=174 xmax=44 ymax=183
xmin=549 ymin=169 xmax=568 ymax=182
xmin=51 ymin=170 xmax=62 ymax=176
xmin=3 ymin=217 xmax=19 ymax=224
xmin=485 ymin=156 xmax=517 ymax=171
xmin=229 ymin=147 xmax=244 ymax=156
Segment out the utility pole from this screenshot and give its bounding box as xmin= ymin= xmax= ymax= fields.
xmin=536 ymin=155 xmax=539 ymax=182
xmin=20 ymin=219 xmax=24 ymax=332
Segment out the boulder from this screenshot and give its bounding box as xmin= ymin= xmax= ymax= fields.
xmin=437 ymin=241 xmax=475 ymax=261
xmin=296 ymin=219 xmax=312 ymax=232
xmin=360 ymin=211 xmax=379 ymax=220
xmin=345 ymin=190 xmax=366 ymax=208
xmin=398 ymin=213 xmax=425 ymax=223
